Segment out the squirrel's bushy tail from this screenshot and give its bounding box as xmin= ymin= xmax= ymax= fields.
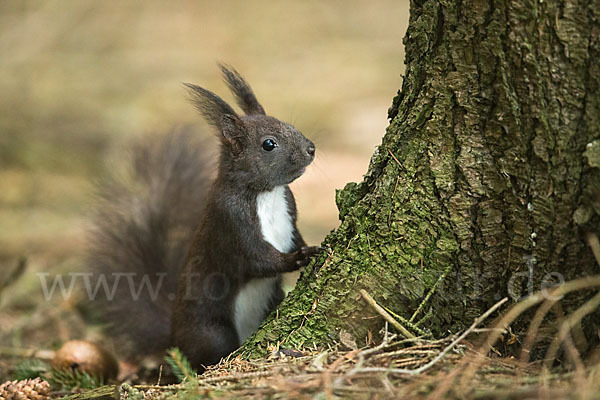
xmin=87 ymin=127 xmax=212 ymax=357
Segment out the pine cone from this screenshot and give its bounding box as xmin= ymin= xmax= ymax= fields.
xmin=0 ymin=378 xmax=50 ymax=400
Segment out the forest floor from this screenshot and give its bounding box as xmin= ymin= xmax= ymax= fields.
xmin=1 ymin=330 xmax=596 ymax=399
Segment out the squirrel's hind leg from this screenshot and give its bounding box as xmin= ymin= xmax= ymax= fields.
xmin=174 ymin=319 xmax=239 ymax=371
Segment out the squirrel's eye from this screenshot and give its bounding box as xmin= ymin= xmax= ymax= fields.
xmin=262 ymin=139 xmax=277 ymax=151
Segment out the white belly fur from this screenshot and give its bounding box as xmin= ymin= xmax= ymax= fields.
xmin=233 ymin=185 xmax=295 ymax=343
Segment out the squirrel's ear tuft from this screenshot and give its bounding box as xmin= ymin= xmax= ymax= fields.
xmin=218 ymin=63 xmax=266 ymax=116
xmin=183 ymin=83 xmax=239 ymax=130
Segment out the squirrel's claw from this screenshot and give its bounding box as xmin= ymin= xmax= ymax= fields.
xmin=295 ymin=246 xmax=322 ymax=267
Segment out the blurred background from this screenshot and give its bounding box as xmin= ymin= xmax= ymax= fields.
xmin=0 ymin=0 xmax=408 ymax=359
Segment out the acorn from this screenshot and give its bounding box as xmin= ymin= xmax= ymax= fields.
xmin=51 ymin=340 xmax=119 ymax=381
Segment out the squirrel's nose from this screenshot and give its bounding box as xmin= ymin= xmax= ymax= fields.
xmin=306 ymin=145 xmax=315 ymax=157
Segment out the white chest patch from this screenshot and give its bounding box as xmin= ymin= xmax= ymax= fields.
xmin=233 ymin=185 xmax=295 ymax=344
xmin=255 ymin=185 xmax=295 ymax=253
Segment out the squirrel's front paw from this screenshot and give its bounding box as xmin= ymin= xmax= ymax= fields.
xmin=295 ymin=246 xmax=323 ymax=267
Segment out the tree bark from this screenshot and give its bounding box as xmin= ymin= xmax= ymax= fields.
xmin=242 ymin=0 xmax=600 ymax=357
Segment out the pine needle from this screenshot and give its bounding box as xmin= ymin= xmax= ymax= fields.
xmin=13 ymin=359 xmax=49 ymax=381
xmin=48 ymin=367 xmax=104 ymax=390
xmin=165 ymin=347 xmax=197 ymax=383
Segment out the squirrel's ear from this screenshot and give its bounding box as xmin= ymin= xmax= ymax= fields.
xmin=219 ymin=63 xmax=266 ymax=116
xmin=184 ymin=82 xmax=239 ymax=130
xmin=220 ymin=114 xmax=246 ymax=151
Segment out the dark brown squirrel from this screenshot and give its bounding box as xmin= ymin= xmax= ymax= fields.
xmin=88 ymin=64 xmax=320 ymax=370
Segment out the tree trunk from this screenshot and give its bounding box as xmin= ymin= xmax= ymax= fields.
xmin=242 ymin=0 xmax=600 ymax=357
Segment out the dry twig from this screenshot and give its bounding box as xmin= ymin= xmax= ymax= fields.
xmin=344 ymin=297 xmax=507 ymax=377
xmin=359 ymin=289 xmax=415 ymax=339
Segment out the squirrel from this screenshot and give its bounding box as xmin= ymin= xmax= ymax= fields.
xmin=88 ymin=64 xmax=320 ymax=370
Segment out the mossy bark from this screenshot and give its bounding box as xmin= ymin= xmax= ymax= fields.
xmin=242 ymin=0 xmax=600 ymax=357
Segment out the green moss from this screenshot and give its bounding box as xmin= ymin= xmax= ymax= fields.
xmin=584 ymin=141 xmax=600 ymax=168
